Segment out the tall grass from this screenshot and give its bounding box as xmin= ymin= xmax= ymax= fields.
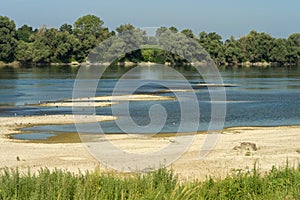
xmin=0 ymin=165 xmax=300 ymax=199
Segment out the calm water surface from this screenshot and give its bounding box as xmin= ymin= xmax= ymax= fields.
xmin=1 ymin=65 xmax=300 ymax=138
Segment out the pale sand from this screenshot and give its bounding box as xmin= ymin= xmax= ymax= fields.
xmin=68 ymin=94 xmax=175 ymax=102
xmin=0 ymin=116 xmax=300 ymax=180
xmin=197 ymin=83 xmax=237 ymax=87
xmin=158 ymin=89 xmax=198 ymax=93
xmin=174 ymin=126 xmax=300 ymax=180
xmin=37 ymin=102 xmax=116 ymax=107
xmin=34 ymin=94 xmax=174 ymax=107
xmin=0 ymin=115 xmax=117 ymax=173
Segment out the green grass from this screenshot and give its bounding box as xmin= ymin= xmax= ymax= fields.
xmin=0 ymin=165 xmax=300 ymax=200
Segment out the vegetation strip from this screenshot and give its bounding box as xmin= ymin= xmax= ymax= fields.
xmin=1 ymin=15 xmax=300 ymax=66
xmin=0 ymin=166 xmax=300 ymax=199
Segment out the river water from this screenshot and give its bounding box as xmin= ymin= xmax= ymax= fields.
xmin=1 ymin=65 xmax=300 ymax=139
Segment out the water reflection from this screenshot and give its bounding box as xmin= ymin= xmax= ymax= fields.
xmin=0 ymin=66 xmax=18 ymax=79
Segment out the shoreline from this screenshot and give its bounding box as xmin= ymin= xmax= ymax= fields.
xmin=1 ymin=61 xmax=299 ymax=68
xmin=0 ymin=114 xmax=300 ymax=180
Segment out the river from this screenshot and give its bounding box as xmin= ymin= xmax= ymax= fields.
xmin=1 ymin=65 xmax=300 ymax=139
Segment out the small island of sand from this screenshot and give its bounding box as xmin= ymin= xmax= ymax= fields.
xmin=32 ymin=94 xmax=175 ymax=107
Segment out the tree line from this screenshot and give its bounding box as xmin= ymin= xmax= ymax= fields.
xmin=1 ymin=14 xmax=300 ymax=66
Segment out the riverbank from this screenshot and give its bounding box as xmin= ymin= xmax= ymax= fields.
xmin=0 ymin=115 xmax=299 ymax=180
xmin=1 ymin=61 xmax=299 ymax=68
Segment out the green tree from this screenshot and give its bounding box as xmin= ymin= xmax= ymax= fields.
xmin=27 ymin=26 xmax=77 ymax=63
xmin=224 ymin=36 xmax=242 ymax=64
xmin=156 ymin=28 xmax=181 ymax=63
xmin=30 ymin=26 xmax=51 ymax=63
xmin=238 ymin=31 xmax=274 ymax=63
xmin=288 ymin=33 xmax=300 ymax=46
xmin=88 ymin=25 xmax=146 ymax=64
xmin=15 ymin=40 xmax=33 ymax=63
xmin=73 ymin=15 xmax=109 ymax=62
xmin=286 ymin=33 xmax=300 ymax=64
xmin=99 ymin=27 xmax=111 ymax=40
xmin=74 ymin=14 xmax=104 ymax=37
xmin=59 ymin=23 xmax=73 ymax=34
xmin=0 ymin=16 xmax=17 ymax=62
xmin=157 ymin=28 xmax=207 ymax=65
xmin=156 ymin=27 xmax=168 ymax=38
xmin=254 ymin=32 xmax=274 ymax=62
xmin=141 ymin=48 xmax=166 ymax=63
xmin=198 ymin=32 xmax=224 ymax=65
xmin=115 ymin=24 xmax=135 ymax=34
xmin=181 ymin=29 xmax=195 ymax=39
xmin=32 ymin=41 xmax=51 ymax=63
xmin=116 ymin=25 xmax=146 ymax=63
xmin=16 ymin=25 xmax=34 ymax=42
xmin=270 ymin=38 xmax=288 ymax=64
xmin=169 ymin=26 xmax=178 ymax=33
xmin=33 ymin=28 xmax=80 ymax=63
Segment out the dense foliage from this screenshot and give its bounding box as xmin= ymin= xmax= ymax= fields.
xmin=1 ymin=15 xmax=300 ymax=65
xmin=0 ymin=16 xmax=17 ymax=63
xmin=1 ymin=166 xmax=300 ymax=199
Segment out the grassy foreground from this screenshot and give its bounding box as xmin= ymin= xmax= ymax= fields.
xmin=0 ymin=165 xmax=300 ymax=200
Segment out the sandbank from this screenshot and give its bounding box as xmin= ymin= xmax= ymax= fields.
xmin=33 ymin=94 xmax=174 ymax=107
xmin=70 ymin=94 xmax=175 ymax=102
xmin=36 ymin=102 xmax=116 ymax=107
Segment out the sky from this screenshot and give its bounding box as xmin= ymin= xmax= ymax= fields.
xmin=1 ymin=0 xmax=300 ymax=40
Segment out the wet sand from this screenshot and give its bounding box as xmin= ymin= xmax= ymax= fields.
xmin=0 ymin=115 xmax=299 ymax=180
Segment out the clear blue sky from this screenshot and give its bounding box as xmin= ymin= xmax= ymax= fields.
xmin=1 ymin=0 xmax=300 ymax=40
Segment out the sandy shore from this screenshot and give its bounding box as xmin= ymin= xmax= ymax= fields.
xmin=0 ymin=116 xmax=299 ymax=180
xmin=175 ymin=126 xmax=300 ymax=180
xmin=0 ymin=115 xmax=117 ymax=173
